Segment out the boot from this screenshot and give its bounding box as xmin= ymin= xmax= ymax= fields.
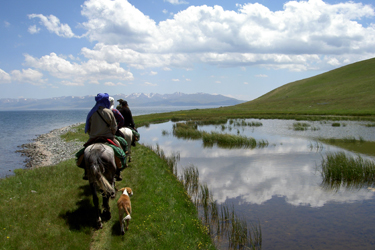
xmin=82 ymin=169 xmax=88 ymax=180
xmin=115 ymin=169 xmax=123 ymax=181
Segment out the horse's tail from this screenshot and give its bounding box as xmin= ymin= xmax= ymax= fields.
xmin=88 ymin=150 xmax=115 ymax=196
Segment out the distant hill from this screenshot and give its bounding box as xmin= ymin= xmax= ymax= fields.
xmin=0 ymin=92 xmax=245 ymax=110
xmin=232 ymin=57 xmax=375 ymax=115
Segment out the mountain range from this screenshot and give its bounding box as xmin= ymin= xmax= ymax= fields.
xmin=0 ymin=92 xmax=245 ymax=110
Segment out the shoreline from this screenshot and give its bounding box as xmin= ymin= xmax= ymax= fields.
xmin=17 ymin=123 xmax=84 ymax=169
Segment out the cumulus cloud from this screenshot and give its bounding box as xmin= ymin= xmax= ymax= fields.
xmin=10 ymin=68 xmax=45 ymax=85
xmin=28 ymin=14 xmax=76 ymax=38
xmin=24 ymin=52 xmax=133 ymax=86
xmin=74 ymin=0 xmax=375 ymax=72
xmin=0 ymin=68 xmax=45 ymax=85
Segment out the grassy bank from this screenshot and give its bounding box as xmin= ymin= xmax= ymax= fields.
xmin=0 ymin=141 xmax=215 ymax=249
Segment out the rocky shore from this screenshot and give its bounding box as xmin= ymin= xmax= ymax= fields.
xmin=17 ymin=123 xmax=84 ymax=168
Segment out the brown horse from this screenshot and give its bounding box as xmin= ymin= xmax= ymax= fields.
xmin=84 ymin=143 xmax=117 ymax=229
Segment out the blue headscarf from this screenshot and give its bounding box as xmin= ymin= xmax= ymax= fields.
xmin=85 ymin=93 xmax=111 ymax=133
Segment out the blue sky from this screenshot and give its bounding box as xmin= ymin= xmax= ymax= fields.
xmin=1 ymin=0 xmax=374 ymax=101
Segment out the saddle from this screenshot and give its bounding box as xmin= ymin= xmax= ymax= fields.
xmin=76 ymin=137 xmax=126 ymax=170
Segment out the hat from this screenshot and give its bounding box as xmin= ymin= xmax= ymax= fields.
xmin=121 ymin=100 xmax=128 ymax=106
xmin=117 ymin=98 xmax=124 ymax=103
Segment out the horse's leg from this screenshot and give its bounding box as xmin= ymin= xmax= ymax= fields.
xmin=90 ymin=182 xmax=102 ymax=229
xmin=102 ymin=194 xmax=111 ymax=220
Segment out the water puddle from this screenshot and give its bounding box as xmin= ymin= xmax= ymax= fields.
xmin=138 ymin=119 xmax=375 ymax=249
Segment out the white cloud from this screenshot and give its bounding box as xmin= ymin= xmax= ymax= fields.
xmin=0 ymin=69 xmax=11 ymax=83
xmin=255 ymin=74 xmax=268 ymax=78
xmin=28 ymin=25 xmax=40 ymax=34
xmin=172 ymin=79 xmax=180 ymax=82
xmin=75 ymin=0 xmax=375 ymax=72
xmin=28 ymin=14 xmax=76 ymax=38
xmin=163 ymin=0 xmax=188 ymax=5
xmin=24 ymin=52 xmax=134 ymax=86
xmin=4 ymin=21 xmax=10 ymax=27
xmin=150 ymin=71 xmax=158 ymax=75
xmin=24 ymin=0 xmax=375 ymax=75
xmin=244 ymin=82 xmax=249 ymax=85
xmin=162 ymin=9 xmax=168 ymax=14
xmin=10 ymin=68 xmax=46 ymax=85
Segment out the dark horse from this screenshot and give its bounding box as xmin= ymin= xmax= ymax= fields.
xmin=84 ymin=143 xmax=117 ymax=229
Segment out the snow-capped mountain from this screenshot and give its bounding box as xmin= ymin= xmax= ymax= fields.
xmin=0 ymin=92 xmax=245 ymax=110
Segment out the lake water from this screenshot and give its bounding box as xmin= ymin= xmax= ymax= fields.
xmin=0 ymin=106 xmax=217 ymax=178
xmin=137 ymin=119 xmax=375 ymax=249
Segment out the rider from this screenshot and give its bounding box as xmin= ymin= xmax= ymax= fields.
xmin=82 ymin=93 xmax=125 ymax=180
xmin=118 ymin=100 xmax=138 ymax=146
xmin=109 ymin=96 xmax=125 ymax=137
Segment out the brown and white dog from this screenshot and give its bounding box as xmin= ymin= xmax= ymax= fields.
xmin=117 ymin=187 xmax=133 ymax=235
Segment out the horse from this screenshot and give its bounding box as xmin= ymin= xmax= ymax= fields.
xmin=119 ymin=127 xmax=133 ymax=162
xmin=84 ymin=143 xmax=117 ymax=229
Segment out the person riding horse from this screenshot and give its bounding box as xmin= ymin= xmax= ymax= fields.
xmin=81 ymin=93 xmax=127 ymax=180
xmin=118 ymin=100 xmax=139 ymax=146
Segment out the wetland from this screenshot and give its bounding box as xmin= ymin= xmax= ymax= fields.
xmin=138 ymin=118 xmax=375 ymax=249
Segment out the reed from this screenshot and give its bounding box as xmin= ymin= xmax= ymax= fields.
xmin=178 ymin=165 xmax=262 ymax=249
xmin=173 ymin=121 xmax=269 ymax=149
xmin=292 ymin=122 xmax=311 ymax=131
xmin=202 ymin=131 xmax=268 ymax=149
xmin=320 ymin=152 xmax=375 ymax=189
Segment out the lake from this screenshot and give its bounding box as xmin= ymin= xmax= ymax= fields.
xmin=137 ymin=119 xmax=375 ymax=249
xmin=0 ymin=106 xmax=219 ymax=178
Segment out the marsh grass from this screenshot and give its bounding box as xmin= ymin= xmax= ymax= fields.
xmin=147 ymin=145 xmax=263 ymax=250
xmin=292 ymin=122 xmax=311 ymax=131
xmin=178 ymin=165 xmax=262 ymax=250
xmin=320 ymin=152 xmax=375 ymax=190
xmin=202 ymin=132 xmax=268 ymax=149
xmin=230 ymin=119 xmax=263 ymax=127
xmin=173 ymin=122 xmax=269 ymax=149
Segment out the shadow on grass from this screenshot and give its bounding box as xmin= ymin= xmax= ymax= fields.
xmin=111 ymin=221 xmax=122 ymax=236
xmin=59 ymin=184 xmax=102 ymax=231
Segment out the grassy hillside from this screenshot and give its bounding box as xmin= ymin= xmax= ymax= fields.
xmin=232 ymin=57 xmax=375 ymax=115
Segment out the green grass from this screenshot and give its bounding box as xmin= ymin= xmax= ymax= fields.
xmin=0 ymin=144 xmax=215 ymax=250
xmin=0 ymin=160 xmax=93 ymax=249
xmin=172 ymin=122 xmax=268 ymax=149
xmin=320 ymin=152 xmax=375 ymax=189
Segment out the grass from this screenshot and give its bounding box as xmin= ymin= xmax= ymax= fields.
xmin=0 ymin=142 xmax=215 ymax=250
xmin=173 ymin=122 xmax=269 ymax=149
xmin=177 ymin=165 xmax=262 ymax=250
xmin=320 ymin=152 xmax=375 ymax=190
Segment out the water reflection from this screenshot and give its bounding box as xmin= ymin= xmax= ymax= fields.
xmin=139 ymin=120 xmax=375 ymax=208
xmin=138 ymin=119 xmax=375 ymax=249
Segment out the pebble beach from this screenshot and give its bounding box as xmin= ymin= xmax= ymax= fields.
xmin=17 ymin=123 xmax=84 ymax=169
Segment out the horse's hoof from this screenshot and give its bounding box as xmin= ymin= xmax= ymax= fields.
xmin=121 ymin=230 xmax=125 ymax=235
xmin=97 ymin=221 xmax=103 ymax=229
xmin=102 ymin=210 xmax=111 ymax=220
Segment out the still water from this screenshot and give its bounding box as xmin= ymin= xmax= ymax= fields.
xmin=0 ymin=106 xmax=216 ymax=178
xmin=138 ymin=119 xmax=375 ymax=249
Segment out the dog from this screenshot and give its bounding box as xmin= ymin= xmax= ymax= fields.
xmin=117 ymin=187 xmax=133 ymax=235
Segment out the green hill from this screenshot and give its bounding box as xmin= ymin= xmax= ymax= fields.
xmin=233 ymin=57 xmax=375 ymax=116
